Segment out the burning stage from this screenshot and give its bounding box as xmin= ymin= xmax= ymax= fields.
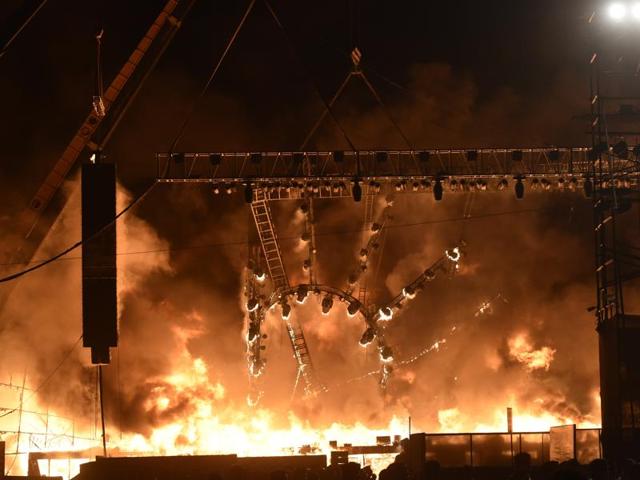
xmin=3 ymin=1 xmax=640 ymax=480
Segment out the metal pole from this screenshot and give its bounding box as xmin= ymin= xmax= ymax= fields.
xmin=98 ymin=366 xmax=107 ymax=457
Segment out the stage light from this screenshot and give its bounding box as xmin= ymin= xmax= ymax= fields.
xmin=569 ymin=177 xmax=578 ymax=191
xmin=247 ymin=323 xmax=259 ymax=342
xmin=613 ymin=139 xmax=629 ymax=159
xmin=225 ymin=184 xmax=233 ymax=195
xmin=583 ymin=178 xmax=594 ymax=198
xmin=446 ymin=247 xmax=461 ymax=262
xmin=609 ymin=3 xmax=627 ymax=21
xmin=360 ymin=248 xmax=368 ymax=259
xmin=375 ymin=151 xmax=388 ymax=163
xmin=321 ymin=295 xmax=334 ymax=315
xmin=347 ymin=299 xmax=362 ymax=317
xmin=254 ymin=268 xmax=266 ymax=282
xmin=531 ymin=178 xmax=540 ymax=191
xmin=434 ymin=179 xmax=443 ymax=201
xmin=378 ymin=307 xmax=393 ymax=321
xmin=352 ymin=177 xmax=362 ymax=202
xmin=498 ymin=178 xmax=508 ymax=191
xmin=213 ymin=184 xmax=221 ymax=194
xmin=379 ymin=346 xmax=394 ymax=362
xmin=301 ymin=232 xmax=310 ymax=243
xmin=209 ymin=153 xmax=222 ymax=166
xmin=412 ymin=182 xmax=420 ymax=192
xmin=281 ymin=301 xmax=291 ymax=320
xmin=244 ymin=183 xmax=253 ymax=203
xmin=449 ymin=179 xmax=458 ymax=192
xmin=421 ymin=179 xmax=432 ymax=191
xmin=557 ymin=177 xmax=566 ymax=189
xmin=247 ymin=297 xmax=260 ymax=313
xmin=541 ymin=178 xmax=551 ymax=191
xmin=371 ymin=222 xmax=382 ymax=233
xmin=302 ymin=259 xmax=311 ymax=271
xmin=359 ymin=327 xmax=376 ymax=347
xmin=296 ymin=285 xmax=309 ymax=304
xmin=515 ymin=177 xmax=524 ymax=199
xmin=402 ymin=286 xmax=416 ymax=299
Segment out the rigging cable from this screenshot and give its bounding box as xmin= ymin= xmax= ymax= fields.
xmin=0 ymin=182 xmax=157 ymax=283
xmin=167 ymin=0 xmax=257 ymax=155
xmin=0 ymin=0 xmax=50 ymax=60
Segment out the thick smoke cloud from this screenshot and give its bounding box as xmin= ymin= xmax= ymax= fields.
xmin=0 ymin=62 xmax=606 ymax=448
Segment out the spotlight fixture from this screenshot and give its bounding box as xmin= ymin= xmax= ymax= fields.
xmin=254 ymin=268 xmax=266 ymax=282
xmin=359 ymin=327 xmax=376 ymax=347
xmin=613 ymin=139 xmax=629 ymax=159
xmin=583 ymin=177 xmax=594 ymax=198
xmin=296 ymin=285 xmax=309 ymax=304
xmin=557 ymin=177 xmax=566 ymax=189
xmin=321 ymin=295 xmax=334 ymax=315
xmin=515 ymin=177 xmax=524 ymax=199
xmin=434 ymin=178 xmax=443 ymax=201
xmin=541 ymin=178 xmax=551 ymax=191
xmin=412 ymin=182 xmax=420 ymax=192
xmin=247 ymin=323 xmax=259 ymax=342
xmin=402 ymin=286 xmax=417 ymax=299
xmin=209 ymin=153 xmax=222 ymax=166
xmin=371 ymin=222 xmax=382 ymax=233
xmin=352 ymin=177 xmax=362 ymax=202
xmin=569 ymin=177 xmax=578 ymax=191
xmin=213 ymin=185 xmax=221 ymax=194
xmin=225 ymin=184 xmax=233 ymax=195
xmin=449 ymin=179 xmax=458 ymax=192
xmin=347 ymin=299 xmax=362 ymax=317
xmin=512 ymin=150 xmax=523 ymax=162
xmin=378 ymin=307 xmax=393 ymax=321
xmin=281 ymin=301 xmax=292 ymax=320
xmin=531 ymin=178 xmax=540 ymax=191
xmin=244 ymin=182 xmax=253 ymax=203
xmin=246 ymin=298 xmax=260 ymax=313
xmin=498 ymin=178 xmax=508 ymax=191
xmin=379 ymin=345 xmax=394 ymax=363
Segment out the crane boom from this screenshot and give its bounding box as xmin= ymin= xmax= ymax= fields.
xmin=24 ymin=0 xmax=184 ymax=237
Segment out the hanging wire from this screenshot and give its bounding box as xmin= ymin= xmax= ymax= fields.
xmin=167 ymin=0 xmax=257 ymax=154
xmin=0 ymin=0 xmax=50 ymax=60
xmin=263 ymin=0 xmax=356 ymax=152
xmin=0 ymin=182 xmax=157 ymax=284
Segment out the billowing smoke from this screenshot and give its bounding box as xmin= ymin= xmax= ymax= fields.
xmin=0 ymin=62 xmax=603 ymax=453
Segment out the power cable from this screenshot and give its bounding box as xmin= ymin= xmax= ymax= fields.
xmin=167 ymin=0 xmax=257 ymax=155
xmin=0 ymin=0 xmax=50 ymax=60
xmin=0 ymin=182 xmax=157 ymax=283
xmin=0 ymin=205 xmax=560 ymax=269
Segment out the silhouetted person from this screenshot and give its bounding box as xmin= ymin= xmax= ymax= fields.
xmin=510 ymin=452 xmax=532 ymax=480
xmin=341 ymin=461 xmax=361 ymax=480
xmin=588 ymin=459 xmax=608 ymax=480
xmin=423 ymin=460 xmax=440 ymax=480
xmin=552 ymin=461 xmax=588 ymax=480
xmin=385 ymin=462 xmax=408 ymax=480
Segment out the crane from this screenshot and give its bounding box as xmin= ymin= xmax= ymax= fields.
xmin=1 ymin=0 xmax=197 ymax=310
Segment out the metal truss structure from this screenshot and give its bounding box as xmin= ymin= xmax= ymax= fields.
xmin=157 ymin=147 xmax=639 ymax=187
xmin=589 ymin=17 xmax=640 ymax=461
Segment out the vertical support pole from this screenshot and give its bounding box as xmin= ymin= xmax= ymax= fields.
xmin=98 ymin=366 xmax=107 ymax=457
xmin=1 ymin=440 xmax=5 ymax=478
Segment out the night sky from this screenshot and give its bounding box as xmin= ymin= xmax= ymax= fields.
xmin=0 ymin=0 xmax=628 ymax=438
xmin=1 ymin=0 xmax=594 ymax=204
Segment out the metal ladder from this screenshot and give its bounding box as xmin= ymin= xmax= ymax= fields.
xmin=250 ymin=189 xmax=321 ymax=395
xmin=357 ymin=186 xmax=376 ymax=304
